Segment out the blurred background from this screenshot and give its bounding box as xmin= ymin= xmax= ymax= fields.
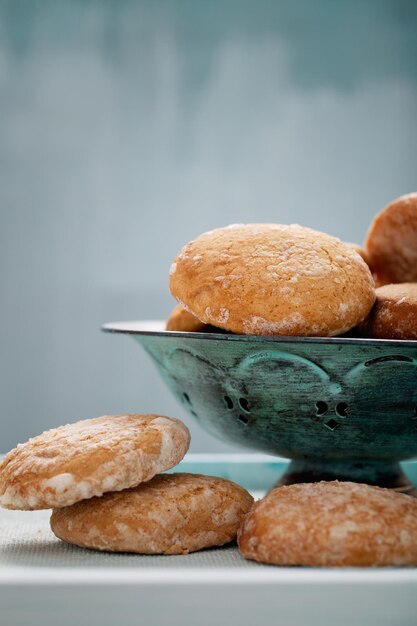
xmin=1 ymin=0 xmax=416 ymax=452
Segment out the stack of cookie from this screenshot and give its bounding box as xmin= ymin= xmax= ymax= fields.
xmin=167 ymin=192 xmax=417 ymax=341
xmin=0 ymin=414 xmax=253 ymax=554
xmin=2 ymin=416 xmax=417 ymax=566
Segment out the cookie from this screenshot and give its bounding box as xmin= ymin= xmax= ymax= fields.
xmin=50 ymin=473 xmax=254 ymax=554
xmin=166 ymin=304 xmax=217 ymax=332
xmin=238 ymin=481 xmax=417 ymax=567
xmin=346 ymin=243 xmax=369 ymax=266
xmin=170 ymin=224 xmax=375 ymax=336
xmin=357 ymin=283 xmax=417 ymax=339
xmin=365 ymin=192 xmax=417 ymax=286
xmin=0 ymin=414 xmax=190 ymax=510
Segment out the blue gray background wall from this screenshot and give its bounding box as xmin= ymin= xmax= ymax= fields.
xmin=1 ymin=0 xmax=416 ymax=451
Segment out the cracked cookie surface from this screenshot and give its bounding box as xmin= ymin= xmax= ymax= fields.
xmin=238 ymin=481 xmax=417 ymax=567
xmin=0 ymin=414 xmax=190 ymax=510
xmin=170 ymin=224 xmax=375 ymax=336
xmin=51 ymin=472 xmax=254 ymax=554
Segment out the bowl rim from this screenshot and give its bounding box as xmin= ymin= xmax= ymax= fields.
xmin=101 ymin=320 xmax=417 ymax=348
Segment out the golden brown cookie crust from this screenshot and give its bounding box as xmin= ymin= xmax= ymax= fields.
xmin=346 ymin=243 xmax=370 ymax=266
xmin=358 ymin=283 xmax=417 ymax=339
xmin=166 ymin=304 xmax=216 ymax=332
xmin=0 ymin=414 xmax=190 ymax=510
xmin=365 ymin=192 xmax=417 ymax=286
xmin=50 ymin=473 xmax=254 ymax=554
xmin=170 ymin=224 xmax=375 ymax=336
xmin=238 ymin=481 xmax=417 ymax=567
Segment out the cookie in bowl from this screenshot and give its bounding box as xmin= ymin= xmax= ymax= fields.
xmin=346 ymin=243 xmax=370 ymax=266
xmin=166 ymin=304 xmax=221 ymax=333
xmin=357 ymin=282 xmax=417 ymax=339
xmin=170 ymin=224 xmax=375 ymax=336
xmin=365 ymin=192 xmax=417 ymax=287
xmin=51 ymin=473 xmax=254 ymax=554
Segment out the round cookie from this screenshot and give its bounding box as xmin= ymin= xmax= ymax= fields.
xmin=358 ymin=283 xmax=417 ymax=339
xmin=365 ymin=192 xmax=417 ymax=286
xmin=346 ymin=243 xmax=370 ymax=266
xmin=238 ymin=481 xmax=417 ymax=567
xmin=0 ymin=414 xmax=190 ymax=510
xmin=50 ymin=473 xmax=254 ymax=554
xmin=166 ymin=304 xmax=219 ymax=333
xmin=170 ymin=224 xmax=375 ymax=336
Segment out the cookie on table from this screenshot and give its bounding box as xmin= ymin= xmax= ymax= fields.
xmin=364 ymin=192 xmax=417 ymax=286
xmin=166 ymin=304 xmax=220 ymax=333
xmin=50 ymin=473 xmax=254 ymax=554
xmin=0 ymin=414 xmax=190 ymax=510
xmin=170 ymin=224 xmax=375 ymax=337
xmin=357 ymin=283 xmax=417 ymax=339
xmin=238 ymin=481 xmax=417 ymax=567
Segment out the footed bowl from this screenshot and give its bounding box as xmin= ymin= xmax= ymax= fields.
xmin=103 ymin=321 xmax=417 ymax=493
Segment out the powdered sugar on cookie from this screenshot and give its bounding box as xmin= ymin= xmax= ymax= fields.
xmin=170 ymin=223 xmax=375 ymax=336
xmin=0 ymin=414 xmax=190 ymax=510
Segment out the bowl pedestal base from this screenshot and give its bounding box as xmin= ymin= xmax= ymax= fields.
xmin=276 ymin=458 xmax=416 ymax=496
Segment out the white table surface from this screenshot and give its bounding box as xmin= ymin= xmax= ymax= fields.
xmin=1 ymin=455 xmax=417 ymax=626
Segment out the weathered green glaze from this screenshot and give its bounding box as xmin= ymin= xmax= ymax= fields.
xmin=103 ymin=321 xmax=417 ymax=492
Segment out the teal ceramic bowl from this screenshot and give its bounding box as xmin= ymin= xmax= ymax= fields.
xmin=103 ymin=321 xmax=417 ymax=493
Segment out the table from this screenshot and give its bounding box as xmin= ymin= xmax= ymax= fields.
xmin=1 ymin=455 xmax=416 ymax=626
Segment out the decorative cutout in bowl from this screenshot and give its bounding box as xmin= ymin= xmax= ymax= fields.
xmin=103 ymin=321 xmax=417 ymax=494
